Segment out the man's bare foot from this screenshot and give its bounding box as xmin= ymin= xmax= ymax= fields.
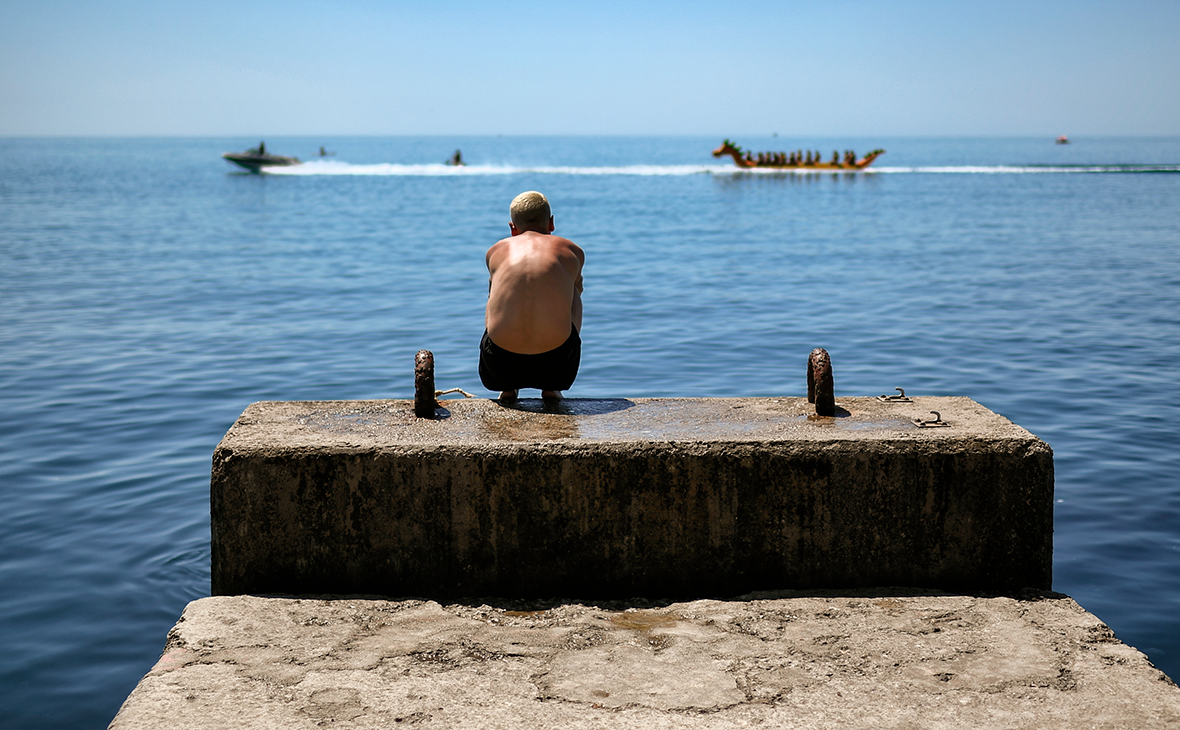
xmin=541 ymin=390 xmax=563 ymax=401
xmin=499 ymin=390 xmax=518 ymax=401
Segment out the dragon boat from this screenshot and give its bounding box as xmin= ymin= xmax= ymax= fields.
xmin=712 ymin=140 xmax=884 ymax=170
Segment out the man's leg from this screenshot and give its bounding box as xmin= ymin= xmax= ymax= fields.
xmin=537 ymin=327 xmax=579 ymax=401
xmin=481 ymin=331 xmax=521 ymax=399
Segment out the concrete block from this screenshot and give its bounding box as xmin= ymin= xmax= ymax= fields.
xmin=211 ymin=397 xmax=1052 ymax=597
xmin=109 ymin=592 xmax=1180 ymax=730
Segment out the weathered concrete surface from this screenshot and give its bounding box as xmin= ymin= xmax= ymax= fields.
xmin=212 ymin=397 xmax=1053 ymax=597
xmin=109 ymin=590 xmax=1180 ymax=729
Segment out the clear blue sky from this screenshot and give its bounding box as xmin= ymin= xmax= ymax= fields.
xmin=3 ymin=0 xmax=1177 ymax=136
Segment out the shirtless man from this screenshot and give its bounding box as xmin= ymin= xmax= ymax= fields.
xmin=479 ymin=191 xmax=584 ymax=401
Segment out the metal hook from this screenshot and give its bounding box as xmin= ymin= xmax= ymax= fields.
xmin=913 ymin=411 xmax=950 ymax=428
xmin=878 ymin=387 xmax=913 ymax=403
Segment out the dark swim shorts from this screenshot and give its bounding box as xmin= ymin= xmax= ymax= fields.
xmin=479 ymin=326 xmax=581 ymax=393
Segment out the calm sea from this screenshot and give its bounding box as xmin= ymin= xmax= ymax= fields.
xmin=1 ymin=136 xmax=1178 ymax=728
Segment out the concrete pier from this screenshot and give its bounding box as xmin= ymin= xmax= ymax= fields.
xmin=211 ymin=396 xmax=1053 ymax=598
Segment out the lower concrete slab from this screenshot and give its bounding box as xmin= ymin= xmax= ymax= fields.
xmin=109 ymin=590 xmax=1179 ymax=729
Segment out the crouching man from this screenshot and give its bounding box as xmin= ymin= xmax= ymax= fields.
xmin=479 ymin=191 xmax=584 ymax=401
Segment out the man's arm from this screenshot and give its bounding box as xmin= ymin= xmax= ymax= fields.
xmin=571 ymin=271 xmax=583 ymax=331
xmin=569 ymin=244 xmax=585 ymax=331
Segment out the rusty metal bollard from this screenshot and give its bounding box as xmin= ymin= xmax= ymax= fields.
xmin=807 ymin=348 xmax=835 ymax=417
xmin=414 ymin=350 xmax=437 ymax=418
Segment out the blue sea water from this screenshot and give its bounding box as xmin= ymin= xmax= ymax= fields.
xmin=1 ymin=135 xmax=1178 ymax=728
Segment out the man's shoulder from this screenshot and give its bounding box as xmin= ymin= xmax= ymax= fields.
xmin=486 ymin=236 xmax=513 ymax=260
xmin=566 ymin=238 xmax=585 ymax=264
xmin=547 ymin=234 xmax=583 ymax=256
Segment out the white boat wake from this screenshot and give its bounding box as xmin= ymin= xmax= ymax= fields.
xmin=262 ymin=161 xmax=1180 ymax=177
xmin=266 ymin=161 xmax=725 ymax=176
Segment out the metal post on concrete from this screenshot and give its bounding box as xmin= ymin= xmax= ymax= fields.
xmin=808 ymin=348 xmax=835 ymax=417
xmin=414 ymin=350 xmax=436 ymax=418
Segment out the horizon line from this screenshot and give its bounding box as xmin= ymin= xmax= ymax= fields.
xmin=3 ymin=133 xmax=1178 ymax=140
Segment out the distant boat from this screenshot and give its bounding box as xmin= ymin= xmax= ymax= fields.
xmin=222 ymin=142 xmax=302 ymax=172
xmin=1056 ymin=136 xmax=1071 ymax=145
xmin=318 ymin=146 xmax=335 ymax=157
xmin=712 ymin=139 xmax=885 ymax=170
xmin=447 ymin=149 xmax=466 ymax=166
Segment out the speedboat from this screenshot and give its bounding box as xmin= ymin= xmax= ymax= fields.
xmin=222 ymin=142 xmax=302 ymax=172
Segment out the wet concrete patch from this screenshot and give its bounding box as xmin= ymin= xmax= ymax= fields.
xmin=230 ymin=396 xmax=1032 ymax=446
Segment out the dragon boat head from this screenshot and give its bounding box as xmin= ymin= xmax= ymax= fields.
xmin=712 ymin=139 xmax=742 ymax=157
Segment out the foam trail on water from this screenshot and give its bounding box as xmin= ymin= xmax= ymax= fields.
xmin=264 ymin=161 xmax=1180 ymax=176
xmin=268 ymin=161 xmax=728 ymax=176
xmin=874 ymin=165 xmax=1180 ymax=174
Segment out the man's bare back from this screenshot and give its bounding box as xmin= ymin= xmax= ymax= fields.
xmin=486 ymin=230 xmax=583 ymax=353
xmin=479 ymin=191 xmax=584 ymax=399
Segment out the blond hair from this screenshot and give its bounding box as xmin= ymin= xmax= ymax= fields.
xmin=509 ymin=191 xmax=551 ymax=229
